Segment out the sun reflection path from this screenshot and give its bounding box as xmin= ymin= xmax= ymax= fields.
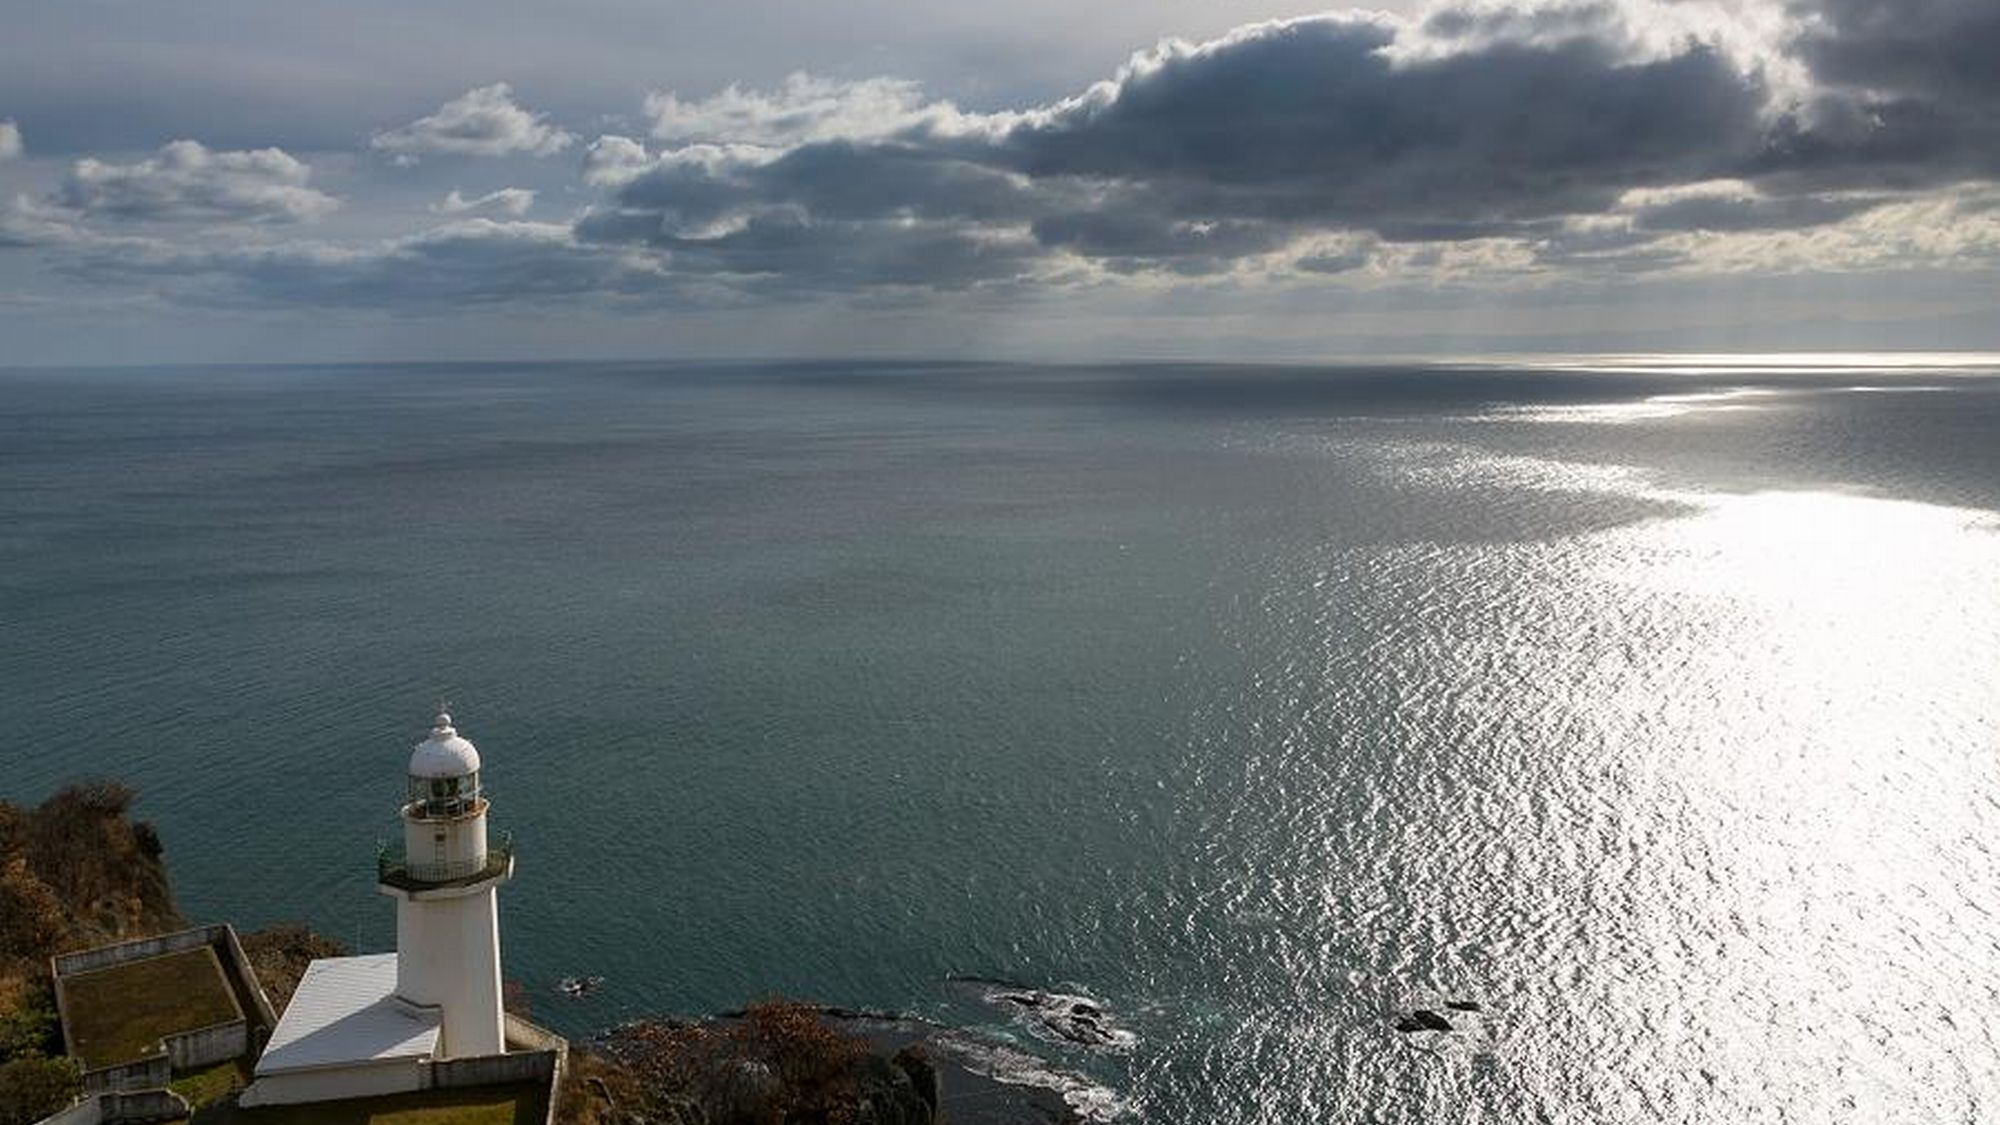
xmin=1383 ymin=472 xmax=2000 ymax=1122
xmin=1167 ymin=430 xmax=2000 ymax=1123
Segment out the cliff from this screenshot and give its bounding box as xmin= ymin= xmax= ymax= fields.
xmin=0 ymin=785 xmax=1076 ymax=1125
xmin=0 ymin=782 xmax=183 ymax=967
xmin=0 ymin=783 xmax=187 ymax=1124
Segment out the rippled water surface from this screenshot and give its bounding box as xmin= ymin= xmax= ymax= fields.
xmin=2 ymin=358 xmax=1996 ymax=1122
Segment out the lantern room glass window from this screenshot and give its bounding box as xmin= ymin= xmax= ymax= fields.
xmin=408 ymin=770 xmax=481 ymax=817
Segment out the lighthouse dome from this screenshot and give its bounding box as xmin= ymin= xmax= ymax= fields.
xmin=409 ymin=712 xmax=481 ymax=779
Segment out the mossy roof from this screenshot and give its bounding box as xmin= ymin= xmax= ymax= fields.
xmin=61 ymin=946 xmax=242 ymax=1069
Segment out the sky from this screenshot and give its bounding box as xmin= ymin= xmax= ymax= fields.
xmin=3 ymin=0 xmax=1999 ymax=363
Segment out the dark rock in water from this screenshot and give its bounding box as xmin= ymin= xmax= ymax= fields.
xmin=821 ymin=1006 xmax=1107 ymax=1124
xmin=1395 ymin=1010 xmax=1454 ymax=1033
xmin=979 ymin=985 xmax=1134 ymax=1051
xmin=1444 ymin=1000 xmax=1482 ymax=1013
xmin=893 ymin=1045 xmax=941 ymax=1118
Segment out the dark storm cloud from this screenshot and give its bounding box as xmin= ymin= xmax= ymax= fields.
xmin=609 ymin=212 xmax=1043 ymax=292
xmin=1770 ymin=0 xmax=2000 ymax=186
xmin=1030 ymin=211 xmax=1289 ymax=271
xmin=15 ymin=0 xmax=2000 ymax=312
xmin=753 ymin=143 xmax=1043 ymax=223
xmin=1796 ymin=0 xmax=2000 ymax=103
xmin=1629 ymin=190 xmax=1884 ymax=233
xmin=585 ymin=139 xmax=1055 ymax=237
xmin=573 ymin=3 xmax=2000 ymax=291
xmin=579 ymin=11 xmax=1782 ymax=283
xmin=990 ymin=20 xmax=1769 ymax=224
xmin=1294 ymin=242 xmax=1375 ymax=274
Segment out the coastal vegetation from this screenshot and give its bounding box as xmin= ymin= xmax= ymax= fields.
xmin=0 ymin=781 xmax=181 ymax=1124
xmin=570 ymin=1001 xmax=937 ymax=1125
xmin=0 ymin=786 xmax=949 ymax=1125
xmin=0 ymin=783 xmax=335 ymax=1121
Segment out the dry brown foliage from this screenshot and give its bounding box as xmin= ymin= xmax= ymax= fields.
xmin=0 ymin=782 xmax=189 ymax=1066
xmin=0 ymin=782 xmax=182 ymax=961
xmin=238 ymin=924 xmax=349 ymax=1016
xmin=587 ymin=999 xmax=871 ymax=1125
xmin=555 ymin=1048 xmax=645 ymax=1125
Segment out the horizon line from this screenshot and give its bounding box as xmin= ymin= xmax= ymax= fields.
xmin=5 ymin=350 xmax=2000 ymax=374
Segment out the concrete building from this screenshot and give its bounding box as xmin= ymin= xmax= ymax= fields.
xmin=240 ymin=712 xmax=530 ymax=1107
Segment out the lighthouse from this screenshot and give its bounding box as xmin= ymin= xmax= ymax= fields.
xmin=377 ymin=711 xmax=512 ymax=1058
xmin=243 ymin=708 xmax=559 ymax=1109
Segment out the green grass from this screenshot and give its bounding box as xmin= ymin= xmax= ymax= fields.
xmin=61 ymin=947 xmax=243 ymax=1069
xmin=194 ymin=1083 xmax=546 ymax=1125
xmin=170 ymin=1058 xmax=252 ymax=1109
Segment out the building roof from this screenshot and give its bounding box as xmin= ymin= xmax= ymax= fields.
xmin=254 ymin=954 xmax=439 ymax=1074
xmin=409 ymin=712 xmax=481 ymax=779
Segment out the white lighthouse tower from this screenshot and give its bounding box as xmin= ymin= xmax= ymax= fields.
xmin=377 ymin=710 xmax=512 ymax=1058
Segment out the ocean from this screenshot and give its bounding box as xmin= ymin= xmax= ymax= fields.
xmin=2 ymin=357 xmax=1996 ymax=1122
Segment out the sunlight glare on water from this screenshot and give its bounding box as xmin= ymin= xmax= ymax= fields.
xmin=1164 ymin=434 xmax=2000 ymax=1122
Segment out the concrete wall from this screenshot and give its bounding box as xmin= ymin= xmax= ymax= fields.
xmin=215 ymin=926 xmax=280 ymax=1031
xmin=54 ymin=922 xmax=277 ymax=1073
xmin=34 ymin=1096 xmax=102 ymax=1125
xmin=425 ymin=1048 xmax=556 ymax=1091
xmin=79 ymin=1057 xmax=169 ymax=1095
xmin=504 ymin=1014 xmax=568 ymax=1063
xmin=36 ymin=1090 xmax=190 ymax=1125
xmin=52 ymin=927 xmax=220 ymax=976
xmin=239 ymin=1058 xmax=426 ymax=1107
xmin=97 ymin=1090 xmax=188 ymax=1124
xmin=57 ymin=924 xmax=268 ymax=1090
xmin=162 ymin=1019 xmax=247 ymax=1070
xmin=425 ymin=1047 xmax=562 ymax=1125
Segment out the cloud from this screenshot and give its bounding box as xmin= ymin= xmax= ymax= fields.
xmin=567 ymin=2 xmax=2000 ymax=296
xmin=0 ymin=194 xmax=83 ymax=247
xmin=50 ymin=219 xmax=681 ymax=311
xmin=1796 ymin=0 xmax=2000 ymax=105
xmin=1619 ymin=180 xmax=1884 ymax=233
xmin=644 ymin=74 xmax=985 ymax=149
xmin=432 ymin=187 xmax=536 ymax=216
xmin=579 ymin=11 xmax=1784 ymax=285
xmin=372 ymin=83 xmax=573 ymax=161
xmin=54 ymin=140 xmax=339 ymax=223
xmin=994 ymin=15 xmax=1769 ymax=227
xmin=0 ymin=120 xmax=20 ymax=160
xmin=1030 ymin=211 xmax=1288 ymax=275
xmin=581 ymin=135 xmax=654 ymax=186
xmin=16 ymin=0 xmax=2000 ymax=317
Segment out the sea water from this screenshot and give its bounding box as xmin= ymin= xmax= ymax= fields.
xmin=2 ymin=358 xmax=1996 ymax=1122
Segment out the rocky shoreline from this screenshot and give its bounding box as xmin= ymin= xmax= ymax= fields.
xmin=588 ymin=1000 xmax=1121 ymax=1125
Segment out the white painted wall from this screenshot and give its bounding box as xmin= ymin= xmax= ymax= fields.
xmin=394 ymin=885 xmax=505 ymax=1058
xmin=239 ymin=1059 xmax=424 ymax=1106
xmin=402 ymin=803 xmax=489 ymax=880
